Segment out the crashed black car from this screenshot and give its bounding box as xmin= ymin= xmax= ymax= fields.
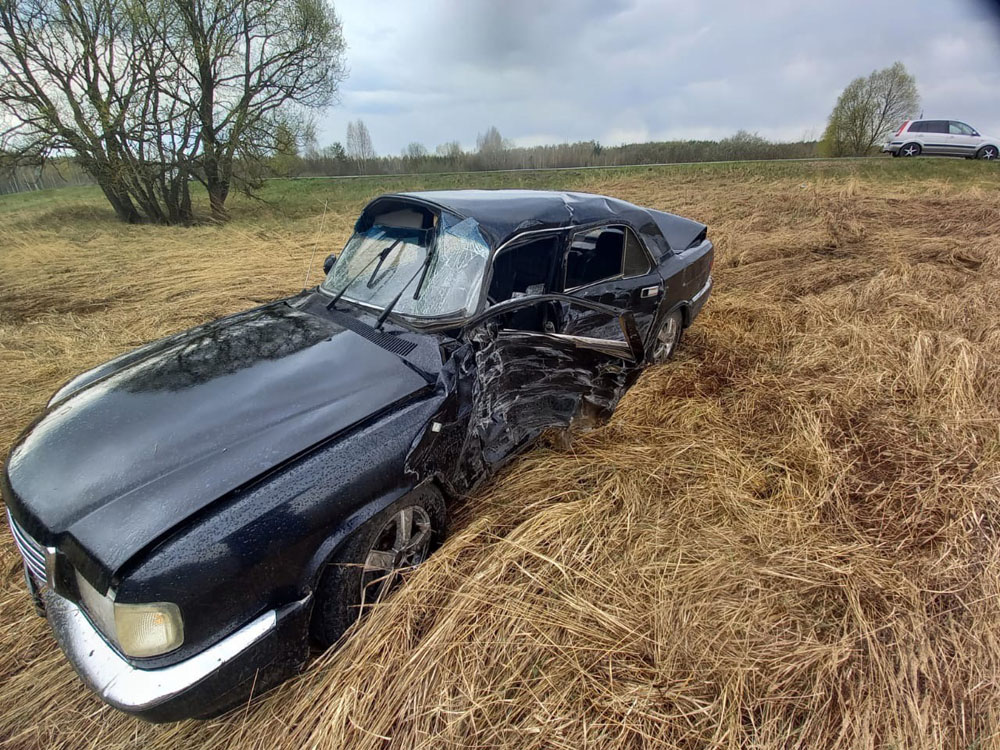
xmin=3 ymin=189 xmax=713 ymax=721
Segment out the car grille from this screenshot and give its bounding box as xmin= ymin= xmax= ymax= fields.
xmin=5 ymin=508 xmax=47 ymax=585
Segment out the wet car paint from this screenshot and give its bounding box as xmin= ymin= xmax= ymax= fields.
xmin=4 ymin=302 xmax=433 ymax=590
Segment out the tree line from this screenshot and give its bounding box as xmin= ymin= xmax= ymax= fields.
xmin=284 ymin=61 xmax=918 ymax=177
xmin=270 ymin=127 xmax=820 ymax=179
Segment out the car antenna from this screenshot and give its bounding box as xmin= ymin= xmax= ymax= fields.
xmin=302 ymin=200 xmax=329 ymax=289
xmin=326 ymin=239 xmax=401 ymax=310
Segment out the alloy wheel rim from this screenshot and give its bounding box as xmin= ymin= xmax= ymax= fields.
xmin=653 ymin=317 xmax=679 ymax=363
xmin=984 ymin=148 xmax=997 ymax=160
xmin=361 ymin=506 xmax=432 ymax=603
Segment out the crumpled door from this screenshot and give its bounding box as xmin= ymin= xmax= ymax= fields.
xmin=464 ymin=293 xmax=644 ymax=469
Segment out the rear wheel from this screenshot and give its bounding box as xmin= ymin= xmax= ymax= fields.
xmin=650 ymin=310 xmax=683 ymax=364
xmin=978 ymin=145 xmax=998 ymax=161
xmin=310 ymin=486 xmax=446 ymax=648
xmin=900 ymin=142 xmax=921 ymax=157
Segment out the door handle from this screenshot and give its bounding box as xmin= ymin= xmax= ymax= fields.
xmin=640 ymin=286 xmax=660 ymax=299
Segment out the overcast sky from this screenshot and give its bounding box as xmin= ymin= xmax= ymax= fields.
xmin=317 ymin=0 xmax=1000 ymax=154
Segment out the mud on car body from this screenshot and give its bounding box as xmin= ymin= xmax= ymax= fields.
xmin=3 ymin=189 xmax=713 ymax=722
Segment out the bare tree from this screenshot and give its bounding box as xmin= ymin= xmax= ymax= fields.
xmin=403 ymin=142 xmax=427 ymax=159
xmin=269 ymin=121 xmax=303 ymax=177
xmin=167 ymin=0 xmax=346 ymax=218
xmin=435 ymin=140 xmax=462 ymax=159
xmin=821 ymin=62 xmax=919 ymax=157
xmin=0 ymin=0 xmax=193 ymax=222
xmin=0 ymin=0 xmax=346 ymax=223
xmin=476 ymin=125 xmax=508 ymax=169
xmin=301 ymin=122 xmax=319 ymax=160
xmin=345 ymin=118 xmax=374 ymax=172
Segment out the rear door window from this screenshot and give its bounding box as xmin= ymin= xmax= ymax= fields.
xmin=925 ymin=121 xmax=949 ymax=134
xmin=564 ymin=225 xmax=653 ymax=291
xmin=565 ymin=227 xmax=624 ymax=290
xmin=623 ymin=228 xmax=652 ymax=277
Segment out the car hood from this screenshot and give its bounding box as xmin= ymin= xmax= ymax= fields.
xmin=4 ymin=302 xmax=431 ymax=582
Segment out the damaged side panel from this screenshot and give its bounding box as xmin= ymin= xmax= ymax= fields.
xmin=406 ymin=296 xmax=642 ymax=496
xmin=468 ymin=329 xmax=636 ymax=467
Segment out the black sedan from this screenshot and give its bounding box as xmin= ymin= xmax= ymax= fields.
xmin=3 ymin=189 xmax=713 ymax=721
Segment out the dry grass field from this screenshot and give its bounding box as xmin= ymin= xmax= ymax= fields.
xmin=1 ymin=159 xmax=999 ymax=749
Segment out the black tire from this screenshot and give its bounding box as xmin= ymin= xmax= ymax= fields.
xmin=650 ymin=310 xmax=683 ymax=364
xmin=899 ymin=142 xmax=921 ymax=157
xmin=310 ymin=484 xmax=447 ymax=648
xmin=978 ymin=145 xmax=998 ymax=161
xmin=891 ymin=151 xmax=899 ymax=158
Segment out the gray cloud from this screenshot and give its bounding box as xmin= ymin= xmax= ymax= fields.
xmin=318 ymin=0 xmax=1000 ymax=154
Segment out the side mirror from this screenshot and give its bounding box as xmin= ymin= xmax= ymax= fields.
xmin=323 ymin=253 xmax=337 ymax=274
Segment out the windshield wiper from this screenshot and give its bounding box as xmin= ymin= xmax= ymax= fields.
xmin=375 ymin=244 xmax=436 ymax=330
xmin=326 ymin=239 xmax=402 ymax=310
xmin=412 ymin=238 xmax=437 ymax=301
xmin=366 ymin=238 xmax=403 ymax=289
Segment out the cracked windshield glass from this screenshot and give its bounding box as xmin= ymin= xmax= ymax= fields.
xmin=322 ymin=212 xmax=489 ymax=318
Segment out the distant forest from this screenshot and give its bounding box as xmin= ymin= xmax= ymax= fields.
xmin=298 ymin=132 xmax=820 ymax=177
xmin=0 ymin=132 xmax=819 ymax=196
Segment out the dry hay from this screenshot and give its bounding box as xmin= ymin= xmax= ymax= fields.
xmin=1 ymin=164 xmax=999 ymax=749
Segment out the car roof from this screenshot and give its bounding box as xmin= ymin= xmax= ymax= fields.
xmin=361 ymin=189 xmax=706 ymax=257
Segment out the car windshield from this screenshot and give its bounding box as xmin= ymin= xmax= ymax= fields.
xmin=321 ymin=211 xmax=490 ymax=319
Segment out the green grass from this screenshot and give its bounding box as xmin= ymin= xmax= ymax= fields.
xmin=3 ymin=157 xmax=996 ymax=228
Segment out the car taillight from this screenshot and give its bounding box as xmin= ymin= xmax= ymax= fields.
xmin=895 ymin=121 xmax=909 ymax=136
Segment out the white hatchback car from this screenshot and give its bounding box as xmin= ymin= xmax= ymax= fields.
xmin=883 ymin=119 xmax=999 ymax=160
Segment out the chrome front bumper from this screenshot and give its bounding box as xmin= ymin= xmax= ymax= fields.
xmin=44 ymin=588 xmax=277 ymax=715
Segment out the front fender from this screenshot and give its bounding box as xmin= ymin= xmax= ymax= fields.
xmin=115 ymin=395 xmax=442 ymax=669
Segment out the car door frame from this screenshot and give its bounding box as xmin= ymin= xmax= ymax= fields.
xmin=558 ymin=222 xmax=663 ymax=343
xmin=948 ymin=121 xmax=980 ymax=156
xmin=922 ymin=120 xmax=954 ymax=155
xmin=463 ymin=292 xmax=645 ymax=364
xmin=458 ymin=292 xmax=645 ymax=470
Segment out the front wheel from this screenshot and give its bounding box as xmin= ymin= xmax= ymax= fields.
xmin=650 ymin=310 xmax=683 ymax=364
xmin=310 ymin=485 xmax=446 ymax=648
xmin=978 ymin=145 xmax=998 ymax=161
